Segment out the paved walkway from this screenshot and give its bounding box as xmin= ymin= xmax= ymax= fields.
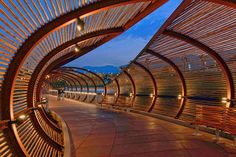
xmin=48 ymin=95 xmax=236 ymax=157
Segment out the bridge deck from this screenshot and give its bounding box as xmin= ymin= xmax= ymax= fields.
xmin=48 ymin=96 xmax=236 ymax=157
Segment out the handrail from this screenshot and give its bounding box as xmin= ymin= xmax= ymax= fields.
xmin=30 ymin=113 xmax=64 ymax=150
xmin=38 ymin=105 xmax=62 ymax=133
xmin=50 ymin=111 xmax=74 ymax=157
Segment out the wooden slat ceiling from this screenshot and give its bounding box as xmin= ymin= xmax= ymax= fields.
xmin=0 ymin=0 xmax=167 ymax=118
xmin=109 ymin=0 xmax=236 ymax=119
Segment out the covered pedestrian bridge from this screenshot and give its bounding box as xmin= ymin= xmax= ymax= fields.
xmin=1 ymin=0 xmax=236 ymax=156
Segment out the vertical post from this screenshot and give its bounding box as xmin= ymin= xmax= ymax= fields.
xmin=193 ymin=125 xmax=201 ymax=136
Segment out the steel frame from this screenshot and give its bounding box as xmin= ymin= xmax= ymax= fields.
xmin=123 ymin=70 xmax=136 ymax=107
xmin=163 ymin=30 xmax=234 ymax=107
xmin=145 ymin=49 xmax=187 ymax=118
xmin=132 ymin=61 xmax=158 ymax=112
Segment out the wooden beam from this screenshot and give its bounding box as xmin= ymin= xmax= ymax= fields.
xmin=204 ymin=0 xmax=236 ymax=8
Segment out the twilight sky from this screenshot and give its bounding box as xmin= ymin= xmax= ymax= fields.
xmin=67 ymin=0 xmax=182 ymax=67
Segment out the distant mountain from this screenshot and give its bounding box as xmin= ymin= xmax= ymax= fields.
xmin=83 ymin=65 xmax=121 ymax=74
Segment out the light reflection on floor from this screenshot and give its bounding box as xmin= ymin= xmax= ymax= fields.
xmin=48 ymin=96 xmax=236 ymax=157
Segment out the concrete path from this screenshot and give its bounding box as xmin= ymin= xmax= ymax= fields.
xmin=48 ymin=95 xmax=236 ymax=157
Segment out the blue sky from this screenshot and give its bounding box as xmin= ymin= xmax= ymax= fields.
xmin=67 ymin=0 xmax=182 ymax=67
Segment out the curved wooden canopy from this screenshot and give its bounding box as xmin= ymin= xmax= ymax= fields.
xmin=1 ymin=0 xmax=236 ymax=156
xmin=108 ymin=0 xmax=236 ymax=121
xmin=0 ymin=1 xmax=167 ymax=156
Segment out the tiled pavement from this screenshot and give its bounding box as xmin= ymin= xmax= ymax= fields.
xmin=48 ymin=96 xmax=236 ymax=157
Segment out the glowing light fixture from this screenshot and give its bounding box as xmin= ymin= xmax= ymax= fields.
xmin=45 ymin=75 xmax=50 ymax=79
xmin=129 ymin=93 xmax=133 ymax=97
xmin=150 ymin=93 xmax=154 ymax=98
xmin=221 ymin=97 xmax=228 ymax=103
xmin=74 ymin=44 xmax=80 ymax=53
xmin=19 ymin=115 xmax=26 ymax=120
xmin=75 ymin=47 xmax=79 ymax=52
xmin=178 ymin=95 xmax=182 ymax=100
xmin=12 ymin=114 xmax=28 ymax=125
xmin=77 ymin=18 xmax=85 ymax=31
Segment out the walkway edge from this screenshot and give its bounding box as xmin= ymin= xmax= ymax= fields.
xmin=129 ymin=109 xmax=234 ymax=141
xmin=101 ymin=104 xmax=234 ymax=141
xmin=51 ymin=111 xmax=75 ymax=157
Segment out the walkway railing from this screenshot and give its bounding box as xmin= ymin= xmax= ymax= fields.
xmin=0 ymin=100 xmax=73 ymax=157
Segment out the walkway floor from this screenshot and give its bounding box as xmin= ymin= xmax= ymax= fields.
xmin=48 ymin=95 xmax=236 ymax=157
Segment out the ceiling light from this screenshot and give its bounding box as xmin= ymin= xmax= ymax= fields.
xmin=77 ymin=18 xmax=84 ymax=31
xmin=19 ymin=115 xmax=26 ymax=120
xmin=75 ymin=44 xmax=80 ymax=53
xmin=75 ymin=47 xmax=79 ymax=52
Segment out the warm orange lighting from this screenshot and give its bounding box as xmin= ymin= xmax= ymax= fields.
xmin=75 ymin=47 xmax=79 ymax=52
xmin=178 ymin=95 xmax=182 ymax=100
xmin=222 ymin=97 xmax=228 ymax=103
xmin=77 ymin=18 xmax=85 ymax=31
xmin=19 ymin=115 xmax=26 ymax=120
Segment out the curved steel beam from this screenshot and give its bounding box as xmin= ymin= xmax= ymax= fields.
xmin=163 ymin=29 xmax=234 ymax=107
xmin=71 ymin=71 xmax=97 ymax=103
xmin=62 ymin=71 xmax=89 ymax=102
xmin=123 ymin=70 xmax=136 ymax=107
xmin=65 ymin=69 xmax=97 ymax=93
xmin=61 ymin=75 xmax=77 ymax=91
xmin=145 ymin=49 xmax=187 ymax=118
xmin=62 ymin=67 xmax=107 ymax=98
xmin=60 ymin=75 xmax=80 ymax=99
xmin=49 ymin=74 xmax=72 ymax=90
xmin=35 ymin=53 xmax=77 ymax=104
xmin=53 ymin=71 xmax=84 ymax=100
xmin=132 ymin=61 xmax=158 ymax=113
xmin=62 ymin=67 xmax=107 ymax=103
xmin=31 ymin=33 xmax=118 ymax=104
xmin=58 ymin=69 xmax=97 ymax=103
xmin=61 ymin=72 xmax=83 ymax=92
xmin=114 ymin=79 xmax=121 ymax=104
xmin=51 ymin=71 xmax=81 ymax=92
xmin=57 ymin=71 xmax=89 ymax=102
